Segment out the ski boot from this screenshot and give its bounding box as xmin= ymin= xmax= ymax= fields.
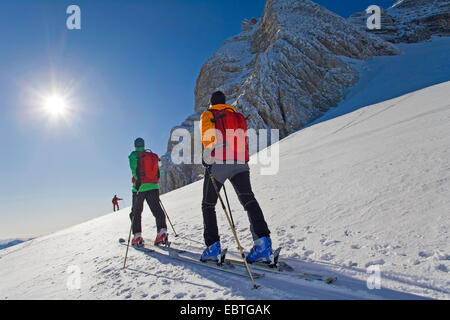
xmin=154 ymin=228 xmax=169 ymax=246
xmin=132 ymin=233 xmax=144 ymax=248
xmin=200 ymin=241 xmax=222 ymax=263
xmin=246 ymin=236 xmax=273 ymax=264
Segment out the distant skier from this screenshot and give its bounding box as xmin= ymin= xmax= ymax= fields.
xmin=112 ymin=195 xmax=123 ymax=212
xmin=199 ymin=91 xmax=272 ymax=263
xmin=128 ymin=138 xmax=168 ymax=248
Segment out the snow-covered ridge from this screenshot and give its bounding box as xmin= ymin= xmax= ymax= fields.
xmin=0 ymin=238 xmax=33 ymax=251
xmin=160 ymin=0 xmax=400 ymax=193
xmin=349 ymin=0 xmax=450 ymax=43
xmin=391 ymin=0 xmax=406 ymax=8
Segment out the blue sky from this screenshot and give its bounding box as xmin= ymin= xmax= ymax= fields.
xmin=0 ymin=0 xmax=394 ymax=238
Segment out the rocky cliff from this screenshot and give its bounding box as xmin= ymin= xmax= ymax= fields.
xmin=160 ymin=0 xmax=401 ymax=193
xmin=348 ymin=0 xmax=449 ymax=43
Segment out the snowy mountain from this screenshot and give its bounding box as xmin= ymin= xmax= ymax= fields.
xmin=0 ymin=238 xmax=33 ymax=251
xmin=1 ymin=36 xmax=449 ymax=298
xmin=160 ymin=0 xmax=400 ymax=193
xmin=348 ymin=0 xmax=450 ymax=43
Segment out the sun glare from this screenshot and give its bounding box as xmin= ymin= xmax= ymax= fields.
xmin=44 ymin=95 xmax=68 ymax=116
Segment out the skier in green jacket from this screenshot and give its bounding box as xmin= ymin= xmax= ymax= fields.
xmin=129 ymin=137 xmax=168 ymax=247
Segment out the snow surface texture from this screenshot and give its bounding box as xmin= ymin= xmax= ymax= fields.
xmin=160 ymin=0 xmax=400 ymax=193
xmin=1 ymin=80 xmax=449 ymax=300
xmin=348 ymin=0 xmax=450 ymax=43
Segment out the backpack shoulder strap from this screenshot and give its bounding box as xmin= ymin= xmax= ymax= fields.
xmin=208 ymin=109 xmax=227 ymax=123
xmin=136 ymin=150 xmax=146 ymax=160
xmin=224 ymin=107 xmax=236 ymax=113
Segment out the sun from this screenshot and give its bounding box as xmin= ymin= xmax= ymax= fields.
xmin=44 ymin=95 xmax=68 ymax=117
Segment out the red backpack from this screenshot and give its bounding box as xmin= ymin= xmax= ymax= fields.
xmin=137 ymin=151 xmax=159 ymax=184
xmin=209 ymin=108 xmax=250 ymax=163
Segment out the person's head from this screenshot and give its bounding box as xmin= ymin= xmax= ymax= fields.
xmin=134 ymin=137 xmax=145 ymax=149
xmin=210 ymin=91 xmax=226 ymax=106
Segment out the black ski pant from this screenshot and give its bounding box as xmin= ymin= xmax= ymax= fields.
xmin=130 ymin=190 xmax=167 ymax=235
xmin=202 ymin=170 xmax=270 ymax=247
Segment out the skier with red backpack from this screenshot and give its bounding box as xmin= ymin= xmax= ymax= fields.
xmin=128 ymin=138 xmax=168 ymax=248
xmin=112 ymin=195 xmax=123 ymax=212
xmin=199 ymin=91 xmax=272 ymax=264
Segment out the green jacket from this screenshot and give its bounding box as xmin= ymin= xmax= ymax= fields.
xmin=129 ymin=147 xmax=160 ymax=192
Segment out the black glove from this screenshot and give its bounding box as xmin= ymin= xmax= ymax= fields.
xmin=202 ymin=158 xmax=211 ymax=170
xmin=134 ymin=178 xmax=142 ymax=192
xmin=202 ymin=154 xmax=213 ymax=170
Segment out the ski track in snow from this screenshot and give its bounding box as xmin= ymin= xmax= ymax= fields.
xmin=1 ymin=38 xmax=449 ymax=300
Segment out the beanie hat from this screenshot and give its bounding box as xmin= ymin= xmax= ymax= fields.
xmin=134 ymin=138 xmax=145 ymax=148
xmin=210 ymin=91 xmax=226 ymax=106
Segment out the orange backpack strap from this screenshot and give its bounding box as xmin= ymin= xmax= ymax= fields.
xmin=137 ymin=151 xmax=159 ymax=185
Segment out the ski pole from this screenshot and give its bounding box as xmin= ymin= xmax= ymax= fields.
xmin=223 ymin=184 xmax=239 ymax=250
xmin=207 ymin=169 xmax=260 ymax=289
xmin=123 ymin=213 xmax=135 ymax=269
xmin=222 ymin=184 xmax=236 ymax=229
xmin=159 ymin=199 xmax=178 ymax=237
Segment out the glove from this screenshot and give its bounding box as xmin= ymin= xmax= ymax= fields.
xmin=202 ymin=154 xmax=213 ymax=170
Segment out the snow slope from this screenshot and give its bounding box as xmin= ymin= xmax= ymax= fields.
xmin=1 ymin=78 xmax=449 ymax=299
xmin=312 ymin=36 xmax=450 ymax=125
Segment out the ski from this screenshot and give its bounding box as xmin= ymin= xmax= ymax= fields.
xmin=226 ymin=247 xmax=294 ymax=272
xmin=118 ymin=238 xmax=185 ymax=254
xmin=148 ymin=241 xmax=186 ymax=254
xmin=119 ymin=238 xmax=264 ymax=279
xmin=119 ymin=240 xmax=155 ymax=253
xmin=227 ymin=258 xmax=294 ymax=273
xmin=167 ymin=248 xmax=264 ymax=279
xmin=228 ymin=258 xmax=337 ymax=284
xmin=225 ymin=247 xmax=337 ymax=284
xmin=298 ymin=273 xmax=338 ymax=284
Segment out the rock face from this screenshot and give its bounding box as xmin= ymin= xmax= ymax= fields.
xmin=348 ymin=0 xmax=450 ymax=43
xmin=160 ymin=113 xmax=203 ymax=193
xmin=160 ymin=0 xmax=400 ymax=193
